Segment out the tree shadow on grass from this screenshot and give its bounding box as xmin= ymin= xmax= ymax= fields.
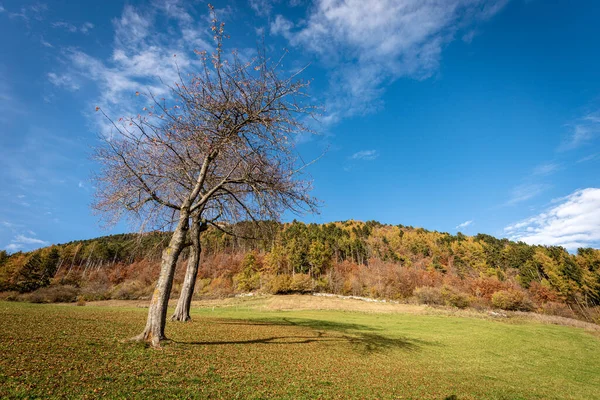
xmin=174 ymin=317 xmax=433 ymax=354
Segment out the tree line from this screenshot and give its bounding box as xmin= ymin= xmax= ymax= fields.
xmin=2 ymin=220 xmax=599 ymax=322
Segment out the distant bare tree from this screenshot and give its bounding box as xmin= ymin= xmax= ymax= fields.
xmin=92 ymin=7 xmax=319 ymax=347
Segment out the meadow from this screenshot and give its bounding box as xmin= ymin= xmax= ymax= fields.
xmin=1 ymin=296 xmax=599 ymax=399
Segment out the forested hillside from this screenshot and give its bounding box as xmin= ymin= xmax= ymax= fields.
xmin=1 ymin=220 xmax=599 ymax=322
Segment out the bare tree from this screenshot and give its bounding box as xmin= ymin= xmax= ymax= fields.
xmin=92 ymin=9 xmax=319 ymax=347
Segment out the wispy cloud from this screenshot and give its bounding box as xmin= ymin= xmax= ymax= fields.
xmin=7 ymin=3 xmax=47 ymax=22
xmin=532 ymin=162 xmax=560 ymax=176
xmin=505 ymin=183 xmax=551 ymax=206
xmin=560 ymin=111 xmax=600 ymax=151
xmin=504 ymin=188 xmax=600 ymax=250
xmin=47 ymin=72 xmax=80 ymax=91
xmin=40 ymin=36 xmax=53 ymax=48
xmin=80 ymin=22 xmax=94 ymax=33
xmin=1 ymin=221 xmax=19 ymax=229
xmin=270 ymin=0 xmax=509 ymax=121
xmin=13 ymin=234 xmax=47 ymax=245
xmin=4 ymin=234 xmax=49 ymax=253
xmin=52 ymin=20 xmax=94 ymax=34
xmin=249 ymin=0 xmax=276 ymax=17
xmin=52 ymin=21 xmax=78 ymax=32
xmin=49 ymin=1 xmax=216 ymax=136
xmin=350 ymin=150 xmax=379 ymax=161
xmin=5 ymin=243 xmax=23 ymax=252
xmin=577 ymin=153 xmax=600 ymax=163
xmin=455 ymin=220 xmax=473 ymax=229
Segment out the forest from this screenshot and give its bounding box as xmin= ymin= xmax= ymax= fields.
xmin=1 ymin=220 xmax=599 ymax=323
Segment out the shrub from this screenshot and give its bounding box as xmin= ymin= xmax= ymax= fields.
xmin=528 ymin=281 xmax=560 ymax=304
xmin=25 ymin=285 xmax=80 ymax=303
xmin=313 ymin=276 xmax=329 ymax=293
xmin=264 ymin=274 xmax=292 ymax=294
xmin=492 ymin=289 xmax=533 ymax=311
xmin=79 ymin=282 xmax=110 ymax=301
xmin=195 ymin=278 xmax=213 ymax=296
xmin=588 ymin=306 xmax=600 ymax=325
xmin=290 ymin=274 xmax=313 ymax=293
xmin=207 ymin=276 xmax=234 ymax=298
xmin=0 ymin=291 xmax=20 ymax=301
xmin=233 ymin=252 xmax=262 ymax=293
xmin=233 ymin=271 xmax=261 ymax=293
xmin=468 ymin=277 xmax=511 ymax=300
xmin=109 ymin=280 xmax=151 ymax=300
xmin=414 ymin=286 xmax=444 ymax=305
xmin=539 ymin=302 xmax=576 ymax=319
xmin=76 ymin=295 xmax=86 ymax=306
xmin=441 ymin=286 xmax=471 ymax=309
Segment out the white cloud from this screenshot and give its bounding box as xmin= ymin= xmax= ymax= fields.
xmin=80 ymin=22 xmax=94 ymax=33
xmin=577 ymin=153 xmax=599 ymax=163
xmin=506 ymin=183 xmax=551 ymax=206
xmin=52 ymin=21 xmax=78 ymax=32
xmin=7 ymin=3 xmax=47 ymax=22
xmin=5 ymin=234 xmax=50 ymax=251
xmin=272 ymin=0 xmax=509 ymax=119
xmin=13 ymin=235 xmax=47 ymax=245
xmin=250 ymin=0 xmax=277 ymax=17
xmin=114 ymin=5 xmax=152 ymax=46
xmin=0 ymin=5 xmax=5 ymax=13
xmin=532 ymin=162 xmax=560 ymax=176
xmin=5 ymin=243 xmax=23 ymax=252
xmin=350 ymin=150 xmax=378 ymax=161
xmin=40 ymin=37 xmax=53 ymax=48
xmin=504 ymin=188 xmax=600 ymax=250
xmin=270 ymin=14 xmax=294 ymax=35
xmin=50 ymin=1 xmax=215 ymax=136
xmin=49 ymin=19 xmax=93 ymax=34
xmin=560 ymin=111 xmax=600 ymax=150
xmin=47 ymin=72 xmax=80 ymax=91
xmin=456 ymin=220 xmax=473 ymax=229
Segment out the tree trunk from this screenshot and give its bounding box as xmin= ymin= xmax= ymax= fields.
xmin=132 ymin=212 xmax=189 ymax=347
xmin=171 ymin=219 xmax=206 ymax=322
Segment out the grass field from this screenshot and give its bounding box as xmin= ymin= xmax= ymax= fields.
xmin=1 ymin=296 xmax=599 ymax=399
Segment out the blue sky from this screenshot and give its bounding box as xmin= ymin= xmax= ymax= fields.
xmin=1 ymin=0 xmax=599 ymax=253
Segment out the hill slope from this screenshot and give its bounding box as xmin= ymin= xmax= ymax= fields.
xmin=1 ymin=220 xmax=599 ymax=322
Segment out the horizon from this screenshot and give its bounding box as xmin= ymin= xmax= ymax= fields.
xmin=1 ymin=0 xmax=599 ymax=253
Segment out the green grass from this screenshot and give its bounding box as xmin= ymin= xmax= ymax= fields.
xmin=1 ymin=300 xmax=599 ymax=399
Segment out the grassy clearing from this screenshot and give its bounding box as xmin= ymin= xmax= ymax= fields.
xmin=1 ymin=297 xmax=599 ymax=399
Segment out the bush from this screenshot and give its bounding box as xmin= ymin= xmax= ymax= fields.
xmin=264 ymin=274 xmax=292 ymax=294
xmin=233 ymin=271 xmax=261 ymax=293
xmin=109 ymin=280 xmax=151 ymax=300
xmin=468 ymin=277 xmax=511 ymax=300
xmin=25 ymin=285 xmax=80 ymax=303
xmin=528 ymin=281 xmax=560 ymax=304
xmin=207 ymin=276 xmax=234 ymax=298
xmin=0 ymin=291 xmax=20 ymax=301
xmin=441 ymin=286 xmax=471 ymax=309
xmin=539 ymin=302 xmax=576 ymax=319
xmin=313 ymin=276 xmax=329 ymax=293
xmin=414 ymin=286 xmax=444 ymax=305
xmin=290 ymin=274 xmax=313 ymax=293
xmin=492 ymin=289 xmax=533 ymax=311
xmin=79 ymin=282 xmax=110 ymax=301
